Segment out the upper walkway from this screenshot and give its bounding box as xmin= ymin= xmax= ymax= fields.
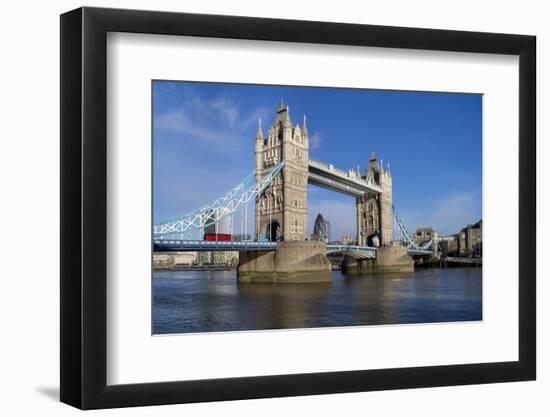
xmin=308 ymin=158 xmax=381 ymax=197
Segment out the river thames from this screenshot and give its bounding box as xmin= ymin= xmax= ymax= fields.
xmin=153 ymin=268 xmax=482 ymax=335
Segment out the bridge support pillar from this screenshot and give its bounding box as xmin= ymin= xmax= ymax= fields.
xmin=343 ymin=246 xmax=414 ymax=274
xmin=342 ymin=256 xmax=375 ymax=274
xmin=237 ymin=241 xmax=331 ymax=283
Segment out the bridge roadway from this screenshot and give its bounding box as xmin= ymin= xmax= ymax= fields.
xmin=153 ymin=240 xmax=432 ymax=258
xmin=154 ymin=239 xmax=378 ymax=259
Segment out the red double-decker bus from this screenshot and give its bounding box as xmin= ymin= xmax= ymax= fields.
xmin=204 ymin=233 xmax=232 ymax=242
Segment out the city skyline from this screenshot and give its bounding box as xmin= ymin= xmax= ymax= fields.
xmin=153 ymin=80 xmax=482 ymax=238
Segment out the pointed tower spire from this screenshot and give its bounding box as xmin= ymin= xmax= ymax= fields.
xmin=370 ymin=151 xmax=376 ymax=161
xmin=302 ymin=114 xmax=308 ymax=136
xmin=282 ymin=103 xmax=292 ymax=128
xmin=256 ymin=118 xmax=264 ymax=140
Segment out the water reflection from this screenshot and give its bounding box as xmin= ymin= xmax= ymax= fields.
xmin=238 ymin=282 xmax=332 ymax=329
xmin=153 ymin=268 xmax=482 ymax=335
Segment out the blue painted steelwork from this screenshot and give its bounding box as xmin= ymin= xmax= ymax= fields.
xmin=326 ymin=245 xmax=377 ymax=259
xmin=407 ymin=248 xmax=434 ymax=256
xmin=154 ymin=240 xmax=277 ymax=252
xmin=154 ymin=239 xmax=377 ymax=259
xmin=154 ymin=239 xmax=426 ymax=258
xmin=152 ymin=158 xmax=433 ymax=258
xmin=154 ymin=158 xmax=381 ymax=238
xmin=392 ymin=205 xmax=433 ymax=256
xmin=154 ymin=161 xmax=285 ymax=238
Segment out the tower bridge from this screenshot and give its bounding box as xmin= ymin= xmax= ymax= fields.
xmin=154 ymin=101 xmax=432 ymax=277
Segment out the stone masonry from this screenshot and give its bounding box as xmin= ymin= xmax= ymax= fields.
xmin=237 ymin=241 xmax=332 ymax=283
xmin=255 ymin=101 xmax=309 ymax=242
xmin=356 ymin=153 xmax=393 ymax=246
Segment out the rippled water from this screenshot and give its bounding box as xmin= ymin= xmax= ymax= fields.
xmin=153 ymin=268 xmax=482 ymax=335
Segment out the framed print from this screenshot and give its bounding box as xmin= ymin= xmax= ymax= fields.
xmin=60 ymin=7 xmax=536 ymax=409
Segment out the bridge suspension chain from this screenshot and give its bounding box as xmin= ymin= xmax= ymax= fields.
xmin=153 ymin=161 xmax=286 ymax=238
xmin=392 ymin=205 xmax=432 ymax=252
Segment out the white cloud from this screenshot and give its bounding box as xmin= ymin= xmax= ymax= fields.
xmin=309 ymin=132 xmax=321 ymax=150
xmin=155 ymin=111 xmax=227 ymax=145
xmin=154 ymin=88 xmax=270 ymax=153
xmin=153 ymin=86 xmax=274 ymax=221
xmin=209 ymin=96 xmax=240 ymax=127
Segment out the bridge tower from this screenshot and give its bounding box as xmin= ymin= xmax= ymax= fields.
xmin=356 ymin=153 xmax=393 ymax=246
xmin=255 ymin=101 xmax=309 ymax=241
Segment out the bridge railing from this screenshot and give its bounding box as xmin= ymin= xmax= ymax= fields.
xmin=155 ymin=239 xmax=431 ymax=260
xmin=154 ymin=240 xmax=278 ymax=252
xmin=326 ymin=244 xmax=378 ymax=259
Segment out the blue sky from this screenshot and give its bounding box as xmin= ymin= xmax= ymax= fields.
xmin=153 ymin=81 xmax=482 ymax=239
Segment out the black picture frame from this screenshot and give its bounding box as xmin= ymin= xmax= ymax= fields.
xmin=60 ymin=6 xmax=536 ymax=410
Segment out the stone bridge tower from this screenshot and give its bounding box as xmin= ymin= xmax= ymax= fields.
xmin=255 ymin=101 xmax=309 ymax=241
xmin=356 ymin=153 xmax=393 ymax=246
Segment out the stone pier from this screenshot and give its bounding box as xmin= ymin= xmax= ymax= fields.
xmin=342 ymin=245 xmax=414 ymax=274
xmin=237 ymin=241 xmax=332 ymax=283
